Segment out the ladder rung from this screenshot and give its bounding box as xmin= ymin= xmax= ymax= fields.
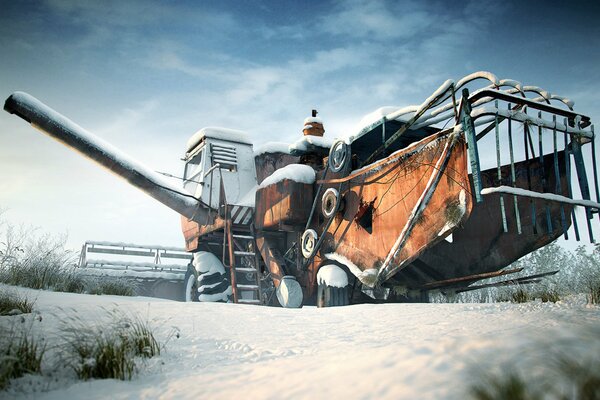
xmin=237 ymin=299 xmax=261 ymax=304
xmin=235 ymin=267 xmax=257 ymax=273
xmin=233 ymin=234 xmax=254 ymax=240
xmin=234 ymin=251 xmax=255 ymax=256
xmin=236 ymin=284 xmax=259 ymax=290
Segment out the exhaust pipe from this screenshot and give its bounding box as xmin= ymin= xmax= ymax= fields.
xmin=4 ymin=92 xmax=211 ymax=222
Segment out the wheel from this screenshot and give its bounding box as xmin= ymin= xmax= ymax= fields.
xmin=328 ymin=139 xmax=350 ymax=173
xmin=301 ymin=229 xmax=318 ymax=259
xmin=321 ymin=188 xmax=342 ymax=218
xmin=276 ymin=276 xmax=303 ymax=308
xmin=183 ymin=265 xmax=199 ymax=302
xmin=317 ymin=284 xmax=349 ymax=307
xmin=316 ymin=264 xmax=350 ymax=307
xmin=193 ymin=252 xmax=232 ymax=302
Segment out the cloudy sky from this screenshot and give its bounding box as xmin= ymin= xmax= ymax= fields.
xmin=1 ymin=0 xmax=599 ymax=251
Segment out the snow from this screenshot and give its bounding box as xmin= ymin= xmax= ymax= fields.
xmin=83 ymin=259 xmax=187 ymax=271
xmin=289 ymin=135 xmax=334 ymax=152
xmin=346 ymin=71 xmax=582 ymax=144
xmin=79 ymin=267 xmax=184 ymax=281
xmin=2 ymin=284 xmax=598 ymax=399
xmin=498 ymin=78 xmax=522 ymax=90
xmin=255 ymin=136 xmax=334 ymax=157
xmin=470 ymin=106 xmax=593 ymax=138
xmin=303 ymin=116 xmax=323 ymax=124
xmin=317 ymin=265 xmax=349 ymax=288
xmin=192 ymin=252 xmax=225 ymax=275
xmin=324 ymin=252 xmax=378 ymax=287
xmin=85 ymin=242 xmax=187 ymax=252
xmin=258 ymin=164 xmax=316 ymax=188
xmin=481 ymin=186 xmax=600 ymax=210
xmin=455 ymin=71 xmax=499 ymax=88
xmin=348 ymin=79 xmax=454 ymax=141
xmin=254 ymin=142 xmax=292 ymax=156
xmin=186 ymin=127 xmax=252 ymax=152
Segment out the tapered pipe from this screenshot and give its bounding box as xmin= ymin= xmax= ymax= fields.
xmin=4 ymin=91 xmax=210 ymax=222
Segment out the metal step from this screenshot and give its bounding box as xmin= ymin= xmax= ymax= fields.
xmin=235 ymin=267 xmax=258 ymax=273
xmin=238 ymin=299 xmax=262 ymax=305
xmin=232 ymin=234 xmax=254 ymax=240
xmin=236 ymin=284 xmax=259 ymax=290
xmin=234 ymin=251 xmax=255 ymax=256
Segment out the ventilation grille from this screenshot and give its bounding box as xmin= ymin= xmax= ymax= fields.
xmin=211 ymin=143 xmax=237 ymax=170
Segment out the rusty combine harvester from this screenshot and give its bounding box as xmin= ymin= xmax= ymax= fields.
xmin=4 ymin=71 xmax=599 ymax=307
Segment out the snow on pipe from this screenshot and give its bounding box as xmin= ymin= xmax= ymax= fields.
xmin=353 ymin=72 xmax=578 ymax=139
xmin=3 ymin=92 xmax=211 ymax=222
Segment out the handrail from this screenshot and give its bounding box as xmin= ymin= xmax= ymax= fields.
xmin=469 ymin=89 xmax=590 ymax=127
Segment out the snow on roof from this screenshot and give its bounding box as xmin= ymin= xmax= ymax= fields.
xmin=254 ymin=142 xmax=292 ymax=156
xmin=317 ymin=264 xmax=349 ymax=288
xmin=304 ymin=116 xmax=323 ymax=124
xmin=289 ymin=135 xmax=334 ymax=153
xmin=482 ymin=186 xmax=600 ymax=209
xmin=258 ymin=163 xmax=316 ymax=188
xmin=348 ymin=106 xmax=407 ymax=139
xmin=186 ymin=127 xmax=252 ymax=152
xmin=346 ymin=71 xmax=582 ymax=145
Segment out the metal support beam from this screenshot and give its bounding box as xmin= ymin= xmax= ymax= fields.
xmin=461 ymin=88 xmax=483 ymax=203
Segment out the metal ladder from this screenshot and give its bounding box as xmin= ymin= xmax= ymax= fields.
xmin=224 ymin=213 xmax=263 ymax=305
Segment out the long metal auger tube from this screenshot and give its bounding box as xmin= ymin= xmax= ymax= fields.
xmin=4 ymin=91 xmax=212 ymax=222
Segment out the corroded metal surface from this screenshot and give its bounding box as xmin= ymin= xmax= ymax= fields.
xmin=254 ymin=152 xmax=299 ymax=185
xmin=393 ymin=151 xmax=572 ymax=290
xmin=317 ymin=129 xmax=472 ymax=286
xmin=255 ymin=181 xmax=314 ymax=230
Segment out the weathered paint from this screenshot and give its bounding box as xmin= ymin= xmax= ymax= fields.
xmin=255 ymin=181 xmax=313 ymax=230
xmin=317 ymin=128 xmax=472 ymax=287
xmin=393 ymin=151 xmax=572 ymax=290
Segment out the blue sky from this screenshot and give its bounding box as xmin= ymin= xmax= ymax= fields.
xmin=1 ymin=0 xmax=599 ymax=250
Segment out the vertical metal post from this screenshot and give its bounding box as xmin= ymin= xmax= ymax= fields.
xmin=508 ymin=103 xmax=522 ymax=234
xmin=495 ymin=100 xmax=508 ymax=232
xmin=564 ymin=122 xmax=581 ymax=241
xmin=553 ymin=116 xmax=568 ymax=239
xmin=226 ymin=215 xmax=239 ymax=303
xmin=538 ymin=112 xmax=552 ymax=233
xmin=571 ymin=123 xmax=594 ymax=243
xmin=381 ymin=118 xmax=386 ymax=145
xmin=461 ymin=89 xmax=483 ymax=203
xmin=591 ymin=125 xmax=600 ymax=223
xmin=524 ymin=120 xmax=537 ymax=234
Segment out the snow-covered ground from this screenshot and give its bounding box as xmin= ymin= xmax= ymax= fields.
xmin=1 ymin=284 xmax=599 ymax=400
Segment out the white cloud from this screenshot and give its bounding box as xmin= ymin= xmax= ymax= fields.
xmin=321 ymin=0 xmax=433 ymax=39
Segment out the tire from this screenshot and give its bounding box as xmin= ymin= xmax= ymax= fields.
xmin=183 ymin=266 xmax=199 ymax=302
xmin=317 ymin=283 xmax=349 ymax=307
xmin=198 ymin=278 xmax=229 ymax=295
xmin=192 ymin=251 xmax=232 ymax=303
xmin=316 ymin=264 xmax=350 ymax=307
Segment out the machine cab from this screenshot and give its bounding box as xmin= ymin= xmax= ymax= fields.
xmin=183 ymin=127 xmax=257 ymax=209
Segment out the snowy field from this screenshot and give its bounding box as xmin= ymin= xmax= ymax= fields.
xmin=1 ymin=284 xmax=599 ymax=400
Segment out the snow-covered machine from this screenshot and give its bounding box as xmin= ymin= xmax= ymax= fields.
xmin=4 ymin=71 xmax=599 ymax=307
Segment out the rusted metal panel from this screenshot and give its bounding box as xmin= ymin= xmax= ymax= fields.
xmin=394 ymin=150 xmax=572 ymax=289
xmin=255 ymin=181 xmax=314 ymax=230
xmin=254 ymin=152 xmax=299 ymax=185
xmin=255 ymin=234 xmax=286 ymax=288
xmin=317 ymin=128 xmax=472 ymax=286
xmin=180 ymin=215 xmax=225 ymax=252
